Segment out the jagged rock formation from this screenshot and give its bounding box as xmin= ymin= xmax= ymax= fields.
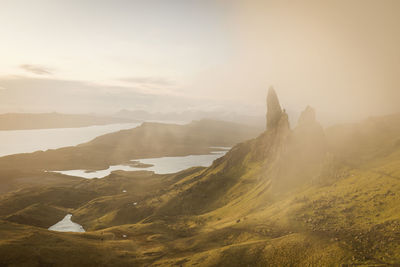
xmin=250 ymin=89 xmax=290 ymax=162
xmin=297 ymin=105 xmax=316 ymax=126
xmin=266 ymin=86 xmax=283 ymax=130
xmin=273 ymin=105 xmax=328 ymax=191
xmin=253 ymin=92 xmax=328 ymax=192
xmin=293 ymin=105 xmax=326 ymax=150
xmin=3 ymin=89 xmax=400 ymax=266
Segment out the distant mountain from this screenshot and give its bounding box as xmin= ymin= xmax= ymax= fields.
xmin=114 ymin=109 xmax=265 ymax=127
xmin=0 ymin=119 xmax=262 ymax=172
xmin=0 ymin=112 xmax=135 ymax=130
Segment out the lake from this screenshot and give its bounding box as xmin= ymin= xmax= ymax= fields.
xmin=52 ymin=149 xmax=229 ymax=178
xmin=0 ymin=121 xmax=231 ymax=178
xmin=0 ymin=123 xmax=141 ymax=157
xmin=48 ymin=214 xmax=85 ymax=232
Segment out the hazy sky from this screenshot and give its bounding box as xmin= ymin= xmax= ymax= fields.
xmin=0 ymin=0 xmax=399 ymax=124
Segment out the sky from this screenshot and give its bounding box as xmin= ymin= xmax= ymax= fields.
xmin=0 ymin=0 xmax=399 ymax=124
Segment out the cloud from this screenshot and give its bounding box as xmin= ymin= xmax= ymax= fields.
xmin=119 ymin=76 xmax=175 ymax=87
xmin=0 ymin=76 xmax=216 ymax=114
xmin=19 ymin=64 xmax=53 ymax=75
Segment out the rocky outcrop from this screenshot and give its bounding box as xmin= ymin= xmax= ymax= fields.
xmin=297 ymin=106 xmax=316 ymax=126
xmin=294 ymin=106 xmax=326 ymax=143
xmin=240 ymin=91 xmax=329 ymax=193
xmin=272 ymin=105 xmax=328 ymax=191
xmin=266 ymin=86 xmax=283 ymax=130
xmin=244 ymin=88 xmax=291 ymax=165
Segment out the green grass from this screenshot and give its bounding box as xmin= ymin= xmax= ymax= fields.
xmin=1 ymin=113 xmax=400 ymax=266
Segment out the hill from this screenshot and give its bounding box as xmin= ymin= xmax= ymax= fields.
xmin=0 ymin=119 xmax=261 ymax=172
xmin=1 ymin=89 xmax=400 ymax=265
xmin=115 ymin=109 xmax=265 ymax=127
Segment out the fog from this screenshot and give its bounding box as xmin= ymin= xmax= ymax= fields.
xmin=227 ymin=0 xmax=400 ymax=125
xmin=0 ymin=0 xmax=399 ymax=125
xmin=1 ymin=2 xmax=400 ymax=265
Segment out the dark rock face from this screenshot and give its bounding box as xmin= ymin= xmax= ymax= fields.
xmin=245 ymin=88 xmax=291 ymax=166
xmin=266 ymin=86 xmax=283 ymax=130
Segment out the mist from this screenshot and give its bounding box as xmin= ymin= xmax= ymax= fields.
xmin=0 ymin=0 xmax=399 ymax=126
xmin=219 ymin=0 xmax=400 ymax=124
xmin=2 ymin=1 xmax=400 ymax=266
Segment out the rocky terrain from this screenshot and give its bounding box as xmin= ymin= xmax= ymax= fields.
xmin=1 ymin=89 xmax=400 ymax=266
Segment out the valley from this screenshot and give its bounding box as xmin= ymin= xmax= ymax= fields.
xmin=1 ymin=89 xmax=400 ymax=266
xmin=2 ymin=1 xmax=399 ymax=265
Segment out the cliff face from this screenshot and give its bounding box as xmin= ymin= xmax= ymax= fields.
xmin=252 ymin=87 xmax=291 ymax=168
xmin=146 ymin=89 xmax=320 ymax=216
xmin=273 ymin=105 xmax=328 ymax=191
xmin=207 ymin=89 xmax=328 ymax=197
xmin=266 ymin=86 xmax=283 ymax=130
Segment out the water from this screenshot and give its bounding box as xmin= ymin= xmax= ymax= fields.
xmin=52 ymin=150 xmax=229 ymax=179
xmin=0 ymin=123 xmax=140 ymax=157
xmin=48 ymin=214 xmax=85 ymax=232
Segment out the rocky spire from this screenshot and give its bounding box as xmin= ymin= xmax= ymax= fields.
xmin=266 ymin=86 xmax=283 ymax=130
xmin=297 ymin=106 xmax=316 ymax=126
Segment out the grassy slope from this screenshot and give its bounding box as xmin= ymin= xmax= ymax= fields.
xmin=0 ymin=170 xmax=83 ymax=196
xmin=0 ymin=114 xmax=400 ymax=266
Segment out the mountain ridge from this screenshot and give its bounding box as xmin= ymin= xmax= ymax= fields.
xmin=0 ymin=119 xmax=261 ymax=172
xmin=1 ymin=91 xmax=400 ymax=265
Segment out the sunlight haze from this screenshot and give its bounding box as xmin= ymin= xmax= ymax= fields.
xmin=0 ymin=0 xmax=399 ymax=124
